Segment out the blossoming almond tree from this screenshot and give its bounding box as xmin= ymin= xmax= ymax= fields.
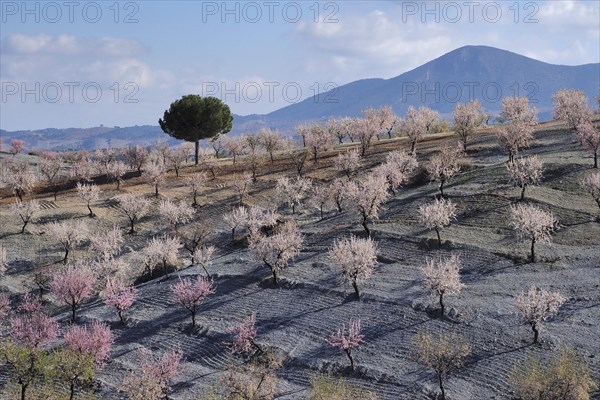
xmin=328 ymin=235 xmax=377 ymax=299
xmin=276 ymin=176 xmax=312 ymax=214
xmin=327 ymin=319 xmax=364 ymax=371
xmin=497 ymin=96 xmax=538 ymax=162
xmin=426 ymin=146 xmax=463 ymax=198
xmin=139 ymin=235 xmax=182 ymax=278
xmin=418 ymin=198 xmax=457 ymax=245
xmin=89 ymin=225 xmax=124 ymax=262
xmin=576 ymin=121 xmax=600 ymax=168
xmin=248 ymin=220 xmax=302 ymax=284
xmin=159 ymin=199 xmax=194 ymax=233
xmin=9 ymin=139 xmax=25 ymax=155
xmin=184 ymin=172 xmax=207 ymax=207
xmin=506 ymin=156 xmax=543 ymax=200
xmin=171 ymin=275 xmax=215 ymax=326
xmin=76 ymin=182 xmax=101 ymax=217
xmin=348 ymin=173 xmax=390 ymax=236
xmin=335 ymin=150 xmax=361 ymax=179
xmin=515 ymin=286 xmax=566 ymax=343
xmin=9 ymin=199 xmax=41 ymax=234
xmin=46 ymin=219 xmax=88 ymax=263
xmin=453 ymin=100 xmax=486 ymax=151
xmin=510 ymin=204 xmax=558 ymax=262
xmin=421 ymin=254 xmax=464 ymax=316
xmin=117 ymin=194 xmax=151 ymax=234
xmin=226 ymin=312 xmax=263 ymax=356
xmin=553 ymin=89 xmax=592 ymax=130
xmin=580 ymin=171 xmax=600 ymax=212
xmin=102 ymin=278 xmax=138 ymax=323
xmin=64 ymin=321 xmax=113 ymax=366
xmin=142 ymin=161 xmax=165 ymax=196
xmin=38 ymin=151 xmax=63 ymax=200
xmin=50 ymin=263 xmax=97 ymax=322
xmin=192 ymin=245 xmax=216 ymax=278
xmin=121 ymin=348 xmax=182 ymax=400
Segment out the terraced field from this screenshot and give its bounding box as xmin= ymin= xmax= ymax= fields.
xmin=1 ymin=120 xmax=599 ymax=399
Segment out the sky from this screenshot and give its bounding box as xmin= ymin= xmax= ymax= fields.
xmin=0 ymin=0 xmax=599 ymax=131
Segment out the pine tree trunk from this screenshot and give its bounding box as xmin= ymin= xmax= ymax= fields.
xmin=195 ymin=140 xmax=200 ymax=165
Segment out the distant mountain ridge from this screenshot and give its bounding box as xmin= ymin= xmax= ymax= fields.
xmin=2 ymin=45 xmax=598 ymax=151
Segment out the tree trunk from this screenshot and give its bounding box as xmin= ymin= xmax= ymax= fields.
xmin=191 ymin=310 xmax=196 ymax=327
xmin=69 ymin=381 xmax=75 ymax=400
xmin=53 ymin=189 xmax=58 ymax=201
xmin=292 ymin=204 xmax=296 ymax=215
xmin=269 ymin=152 xmax=274 ymax=163
xmin=195 ymin=140 xmax=199 ymax=165
xmin=116 ymin=179 xmax=121 ymax=190
xmin=531 ymin=237 xmax=536 ymax=262
xmin=411 ymin=140 xmax=416 ymax=154
xmin=439 ymin=292 xmax=445 ymax=315
xmin=272 ymin=268 xmax=278 ymax=285
xmin=71 ymin=302 xmax=77 ymax=323
xmin=87 ymin=203 xmax=94 ymax=217
xmin=118 ymin=309 xmax=124 ymax=324
xmin=594 ymin=151 xmax=597 ymax=169
xmin=63 ymin=248 xmax=69 ymax=264
xmin=439 ymin=179 xmax=445 ymax=198
xmin=521 ymin=185 xmax=526 ymax=201
xmin=362 ymin=218 xmax=370 ymax=237
xmin=20 ymin=383 xmax=27 ymax=400
xmin=129 ymin=219 xmax=135 ymax=234
xmin=320 ymin=205 xmax=324 ymax=220
xmin=21 ymin=220 xmax=28 ymax=234
xmin=192 ymin=192 xmax=198 ymax=207
xmin=435 ymin=227 xmax=441 ymax=246
xmin=231 ymin=227 xmax=236 ymax=240
xmin=155 ymin=184 xmax=159 ymax=197
xmin=352 ymin=280 xmax=360 ymax=300
xmin=532 ymin=323 xmax=539 ymax=344
xmin=346 ymin=348 xmax=355 ymax=371
xmin=437 ymin=372 xmax=446 ymax=400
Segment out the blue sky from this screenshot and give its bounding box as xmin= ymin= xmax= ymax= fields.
xmin=1 ymin=0 xmax=599 ymax=131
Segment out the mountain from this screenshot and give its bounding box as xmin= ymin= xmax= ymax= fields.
xmin=1 ymin=46 xmax=598 ymax=151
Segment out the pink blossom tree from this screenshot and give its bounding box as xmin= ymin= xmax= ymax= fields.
xmin=102 ymin=278 xmax=138 ymax=323
xmin=64 ymin=321 xmax=113 ymax=366
xmin=418 ymin=198 xmax=457 ymax=245
xmin=515 ymin=286 xmax=566 ymax=343
xmin=335 ymin=150 xmax=361 ymax=179
xmin=553 ymin=89 xmax=593 ymax=130
xmin=327 ymin=319 xmax=364 ymax=371
xmin=38 ymin=151 xmax=63 ymax=199
xmin=510 ymin=203 xmax=558 ymax=262
xmin=497 ymin=96 xmax=538 ymax=162
xmin=506 ymin=156 xmax=543 ymax=200
xmin=142 ymin=161 xmax=165 ymax=196
xmin=374 ymin=150 xmax=418 ymax=194
xmin=276 ymin=176 xmax=312 ymax=214
xmin=6 ymin=293 xmax=59 ymax=400
xmin=117 ymin=193 xmax=151 ymax=234
xmin=9 ymin=139 xmax=26 ymax=156
xmin=159 ymin=199 xmax=194 ymax=233
xmin=326 ymin=117 xmax=347 ymax=144
xmin=123 ymin=144 xmax=149 ymax=176
xmin=50 ymin=264 xmax=97 ymax=322
xmin=172 ymin=275 xmax=215 ymax=326
xmin=76 ymin=182 xmax=101 ymax=217
xmin=46 ymin=219 xmax=88 ymax=263
xmin=348 ymin=173 xmax=390 ymax=235
xmin=576 ymin=122 xmax=600 ymax=168
xmin=421 ymin=254 xmax=464 ymax=316
xmin=580 ymin=171 xmax=600 ymax=212
xmin=226 ymin=312 xmax=262 ymax=356
xmin=185 ymin=172 xmax=207 ymax=207
xmin=426 ymin=146 xmax=463 ymax=198
xmin=9 ymin=199 xmax=41 ymax=234
xmin=121 ymin=348 xmax=182 ymax=400
xmin=453 ymin=100 xmax=486 ymax=151
xmin=248 ymin=220 xmax=303 ymax=284
xmin=328 ymin=235 xmax=377 ymax=299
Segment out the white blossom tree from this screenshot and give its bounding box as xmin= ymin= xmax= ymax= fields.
xmin=515 ymin=286 xmax=566 ymax=343
xmin=89 ymin=225 xmax=124 ymax=262
xmin=453 ymin=100 xmax=486 ymax=151
xmin=248 ymin=220 xmax=302 ymax=284
xmin=497 ymin=96 xmax=538 ymax=162
xmin=328 ymin=235 xmax=377 ymax=299
xmin=9 ymin=200 xmax=41 ymax=234
xmin=46 ymin=220 xmax=88 ymax=263
xmin=347 ymin=174 xmax=390 ymax=236
xmin=421 ymin=254 xmax=464 ymax=315
xmin=139 ymin=235 xmax=182 ymax=278
xmin=580 ymin=171 xmax=600 ymax=213
xmin=184 ymin=172 xmax=207 ymax=207
xmin=76 ymin=182 xmax=101 ymax=217
xmin=142 ymin=162 xmax=165 ymax=196
xmin=553 ymin=89 xmax=593 ymax=130
xmin=576 ymin=122 xmax=600 ymax=168
xmin=373 ymin=150 xmax=418 ymax=194
xmin=117 ymin=194 xmax=151 ymax=234
xmin=335 ymin=150 xmax=361 ymax=179
xmin=418 ymin=198 xmax=457 ymax=245
xmin=426 ymin=146 xmax=463 ymax=198
xmin=510 ymin=204 xmax=558 ymax=262
xmin=506 ymin=156 xmax=543 ymax=200
xmin=276 ymin=176 xmax=312 ymax=214
xmin=159 ymin=199 xmax=194 ymax=233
